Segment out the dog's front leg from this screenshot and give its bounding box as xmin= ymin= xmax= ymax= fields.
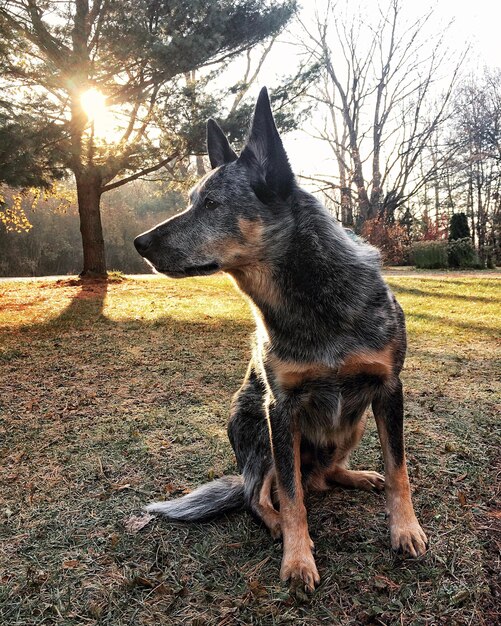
xmin=373 ymin=380 xmax=428 ymax=557
xmin=268 ymin=396 xmax=319 ymax=592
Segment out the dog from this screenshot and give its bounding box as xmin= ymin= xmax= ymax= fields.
xmin=134 ymin=87 xmax=428 ymax=592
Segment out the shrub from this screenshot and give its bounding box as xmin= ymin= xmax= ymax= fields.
xmin=411 ymin=238 xmax=483 ymax=269
xmin=448 ymin=237 xmax=481 ymax=268
xmin=411 ymin=240 xmax=449 ymax=268
xmin=360 ymin=217 xmax=410 ymax=265
xmin=419 ymin=209 xmax=448 ymax=241
xmin=449 ymin=213 xmax=470 ymax=241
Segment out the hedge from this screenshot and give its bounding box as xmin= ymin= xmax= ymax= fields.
xmin=411 ymin=241 xmax=449 ymax=269
xmin=411 ymin=238 xmax=482 ymax=269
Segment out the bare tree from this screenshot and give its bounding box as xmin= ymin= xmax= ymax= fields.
xmin=446 ymin=70 xmax=501 ymax=261
xmin=299 ymin=0 xmax=465 ymax=227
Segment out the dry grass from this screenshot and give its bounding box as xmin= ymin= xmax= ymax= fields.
xmin=0 ymin=272 xmax=499 ymax=625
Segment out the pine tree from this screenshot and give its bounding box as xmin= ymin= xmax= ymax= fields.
xmin=449 ymin=213 xmax=471 ymax=241
xmin=0 ymin=0 xmax=295 ymax=276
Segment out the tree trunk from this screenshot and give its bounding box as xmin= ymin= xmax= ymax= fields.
xmin=338 ymin=160 xmax=353 ymax=227
xmin=351 ymin=148 xmax=372 ymax=226
xmin=371 ymin=139 xmax=383 ymax=219
xmin=340 ymin=186 xmax=353 ymax=227
xmin=75 ymin=169 xmax=107 ymax=277
xmin=468 ymin=161 xmax=475 ymax=246
xmin=196 ymin=154 xmax=206 ymax=177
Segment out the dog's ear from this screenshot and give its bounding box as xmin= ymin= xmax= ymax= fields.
xmin=207 ymin=118 xmax=237 ymax=169
xmin=240 ymin=87 xmax=294 ymax=201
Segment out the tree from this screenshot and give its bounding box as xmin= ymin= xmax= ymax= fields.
xmin=0 ymin=0 xmax=295 ymax=275
xmin=447 ymin=70 xmax=501 ymax=261
xmin=449 ymin=213 xmax=470 ymax=240
xmin=0 ymin=106 xmax=65 ymax=189
xmin=298 ymin=0 xmax=465 ymax=228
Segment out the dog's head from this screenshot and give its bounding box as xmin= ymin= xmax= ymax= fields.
xmin=134 ymin=87 xmax=295 ymax=277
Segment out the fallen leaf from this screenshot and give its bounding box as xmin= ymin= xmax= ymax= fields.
xmin=248 ymin=579 xmax=267 ymax=598
xmin=124 ymin=513 xmax=154 ymax=533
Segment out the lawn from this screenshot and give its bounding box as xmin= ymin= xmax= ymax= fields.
xmin=0 ymin=273 xmax=499 ymax=625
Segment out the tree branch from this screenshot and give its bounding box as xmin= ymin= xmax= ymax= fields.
xmin=101 ymin=153 xmax=179 ymax=193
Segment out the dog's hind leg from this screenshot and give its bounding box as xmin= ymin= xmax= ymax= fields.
xmin=325 ymin=467 xmax=385 ymax=491
xmin=323 ymin=414 xmax=385 ymax=492
xmin=372 ymin=379 xmax=428 ymax=557
xmin=252 ymin=468 xmax=281 ymax=538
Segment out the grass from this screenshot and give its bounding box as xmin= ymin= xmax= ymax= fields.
xmin=0 ymin=272 xmax=499 ymax=625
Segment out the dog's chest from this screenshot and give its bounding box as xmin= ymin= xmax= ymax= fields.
xmin=266 ymin=352 xmax=390 ymax=447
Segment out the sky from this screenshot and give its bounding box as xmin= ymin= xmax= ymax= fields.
xmin=79 ymin=0 xmax=500 ymax=191
xmin=249 ymin=0 xmax=501 ymax=180
xmin=433 ymin=0 xmax=501 ymax=67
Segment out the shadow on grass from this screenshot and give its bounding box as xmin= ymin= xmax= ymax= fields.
xmin=406 ymin=310 xmax=499 ymax=338
xmin=23 ymin=276 xmax=251 ymax=333
xmin=54 ymin=277 xmax=109 ymax=323
xmin=2 ymin=277 xmax=499 ymax=625
xmin=391 ymin=283 xmax=500 ymax=304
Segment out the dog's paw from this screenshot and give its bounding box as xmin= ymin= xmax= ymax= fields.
xmin=390 ymin=519 xmax=428 ymax=558
xmin=280 ymin=554 xmax=320 ymax=593
xmin=357 ymin=470 xmax=385 ymax=492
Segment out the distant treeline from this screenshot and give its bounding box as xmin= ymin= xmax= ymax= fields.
xmin=0 ymin=182 xmax=182 ymax=276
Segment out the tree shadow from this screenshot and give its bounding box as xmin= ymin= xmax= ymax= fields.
xmin=6 ymin=276 xmax=252 ymax=478
xmin=391 ymin=283 xmax=500 ymax=304
xmin=391 ymin=277 xmax=500 ymax=287
xmin=406 ymin=310 xmax=499 ymax=338
xmin=53 ymin=277 xmax=109 ymax=324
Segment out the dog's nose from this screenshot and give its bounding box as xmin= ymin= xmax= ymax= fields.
xmin=134 ymin=233 xmax=153 ymax=255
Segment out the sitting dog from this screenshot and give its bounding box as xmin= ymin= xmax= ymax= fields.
xmin=134 ymin=87 xmax=428 ymax=592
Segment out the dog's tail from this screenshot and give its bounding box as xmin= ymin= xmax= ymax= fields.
xmin=145 ymin=475 xmax=244 ymax=522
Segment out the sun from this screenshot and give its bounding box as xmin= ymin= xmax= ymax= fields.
xmin=80 ymin=87 xmax=119 ymax=141
xmin=80 ymin=87 xmax=107 ymax=123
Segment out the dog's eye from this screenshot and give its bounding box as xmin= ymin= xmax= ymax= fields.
xmin=204 ymin=198 xmax=219 ymax=210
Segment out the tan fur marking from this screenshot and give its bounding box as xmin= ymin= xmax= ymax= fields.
xmin=268 ymin=356 xmax=333 ymax=389
xmin=209 ymin=218 xmax=264 ymax=268
xmin=231 ymin=264 xmax=282 ymax=309
xmin=212 ymin=237 xmax=248 ymax=265
xmin=211 ymin=218 xmax=281 ymax=309
xmin=278 ymin=431 xmax=319 ymax=591
xmin=324 ymin=467 xmax=385 ymax=491
xmin=376 ymin=420 xmax=428 ymax=556
xmin=386 ymin=463 xmax=415 ymax=519
xmin=338 ymin=344 xmax=394 ymax=378
xmin=238 ymin=217 xmax=264 ymax=245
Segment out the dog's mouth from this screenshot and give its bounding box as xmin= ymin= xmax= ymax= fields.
xmin=155 ymin=262 xmax=221 ymax=278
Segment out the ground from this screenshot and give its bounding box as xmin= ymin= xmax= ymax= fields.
xmin=0 ymin=272 xmax=499 ymax=626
